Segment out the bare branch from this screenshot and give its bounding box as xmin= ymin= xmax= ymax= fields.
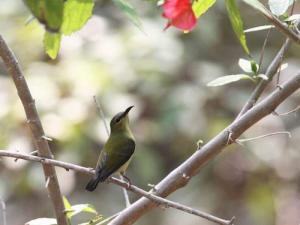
xmin=264 ymin=16 xmax=300 ymax=45
xmin=237 ymin=131 xmax=291 ymax=143
xmin=257 ymin=28 xmax=271 ymax=73
xmin=0 ymin=150 xmax=233 ymax=225
xmin=236 ymin=38 xmax=291 ymax=119
xmin=0 ymin=35 xmax=68 ymax=225
xmin=273 ymin=105 xmax=300 ymax=116
xmin=108 ymin=71 xmax=300 ymax=225
xmin=244 ymin=1 xmax=300 ymax=45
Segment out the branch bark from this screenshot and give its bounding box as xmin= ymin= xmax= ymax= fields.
xmin=0 ymin=35 xmax=68 ymax=225
xmin=108 ymin=71 xmax=300 ymax=225
xmin=0 ymin=150 xmax=234 ymax=225
xmin=236 ymin=38 xmax=291 ymax=118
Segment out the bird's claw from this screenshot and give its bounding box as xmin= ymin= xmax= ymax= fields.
xmin=121 ymin=173 xmax=132 ymax=189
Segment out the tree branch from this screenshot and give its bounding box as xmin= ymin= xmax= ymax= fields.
xmin=0 ymin=150 xmax=234 ymax=225
xmin=108 ymin=71 xmax=300 ymax=225
xmin=0 ymin=35 xmax=68 ymax=225
xmin=236 ymin=38 xmax=291 ymax=119
xmin=243 ymin=0 xmax=300 ymax=45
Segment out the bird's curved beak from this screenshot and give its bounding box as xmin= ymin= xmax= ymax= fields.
xmin=124 ymin=105 xmax=134 ymax=115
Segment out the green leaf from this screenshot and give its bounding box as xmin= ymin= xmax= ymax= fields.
xmin=61 ymin=0 xmax=94 ymax=35
xmin=25 ymin=218 xmax=57 ymax=225
xmin=285 ymin=14 xmax=300 ymax=22
xmin=63 ymin=196 xmax=72 ymax=211
xmin=23 ymin=0 xmax=45 ymax=22
xmin=65 ymin=204 xmax=97 ymax=218
xmin=251 ymin=60 xmax=259 ymax=73
xmin=207 ymin=74 xmax=254 ymax=86
xmin=112 ymin=0 xmax=143 ymax=31
xmin=244 ymin=25 xmax=275 ymax=32
xmin=225 ymin=0 xmax=250 ymax=55
xmin=44 ymin=0 xmax=64 ymax=31
xmin=44 ymin=31 xmax=62 ymax=59
xmin=79 ymin=215 xmax=104 ymax=225
xmin=268 ymin=0 xmax=293 ymax=16
xmin=192 ymin=0 xmax=216 ymax=18
xmin=23 ymin=0 xmax=63 ymax=31
xmin=238 ymin=58 xmax=259 ymax=73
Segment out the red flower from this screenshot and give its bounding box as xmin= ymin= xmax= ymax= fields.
xmin=162 ymin=0 xmax=197 ymax=32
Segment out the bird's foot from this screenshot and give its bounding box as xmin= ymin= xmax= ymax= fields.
xmin=121 ymin=173 xmax=132 ymax=189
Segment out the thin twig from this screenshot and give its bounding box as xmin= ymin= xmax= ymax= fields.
xmin=237 ymin=131 xmax=291 ymax=143
xmin=0 ymin=150 xmax=233 ymax=225
xmin=0 ymin=35 xmax=68 ymax=225
xmin=290 ymin=0 xmax=296 ymax=16
xmin=120 ymin=175 xmax=131 ymax=207
xmin=93 ymin=95 xmax=131 ymax=207
xmin=93 ymin=96 xmax=110 ymax=137
xmin=257 ymin=28 xmax=271 ymax=73
xmin=276 ymin=58 xmax=283 ymax=86
xmin=273 ymin=105 xmax=300 ymax=116
xmin=0 ymin=198 xmax=6 ymax=225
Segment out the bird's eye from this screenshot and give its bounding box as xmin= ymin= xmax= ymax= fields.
xmin=115 ymin=117 xmax=121 ymax=123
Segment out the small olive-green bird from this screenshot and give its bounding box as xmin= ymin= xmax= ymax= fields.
xmin=85 ymin=106 xmax=135 ymax=191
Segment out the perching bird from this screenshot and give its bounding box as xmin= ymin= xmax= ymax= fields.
xmin=85 ymin=106 xmax=135 ymax=191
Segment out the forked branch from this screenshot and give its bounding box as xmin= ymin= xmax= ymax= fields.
xmin=0 ymin=35 xmax=68 ymax=225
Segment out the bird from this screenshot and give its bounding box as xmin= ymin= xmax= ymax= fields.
xmin=85 ymin=106 xmax=135 ymax=191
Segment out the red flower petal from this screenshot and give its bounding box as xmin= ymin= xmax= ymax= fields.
xmin=170 ymin=8 xmax=196 ymax=31
xmin=162 ymin=0 xmax=197 ymax=31
xmin=163 ymin=0 xmax=190 ymax=19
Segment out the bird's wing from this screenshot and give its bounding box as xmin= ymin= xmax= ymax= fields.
xmin=96 ymin=138 xmax=135 ymax=182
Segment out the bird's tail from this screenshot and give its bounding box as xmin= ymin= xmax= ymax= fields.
xmin=85 ymin=176 xmax=102 ymax=192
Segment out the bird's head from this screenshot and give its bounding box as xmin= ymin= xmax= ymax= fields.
xmin=110 ymin=106 xmax=134 ymax=132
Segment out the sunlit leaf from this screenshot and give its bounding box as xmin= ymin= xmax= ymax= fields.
xmin=192 ymin=0 xmax=216 ymax=18
xmin=238 ymin=58 xmax=259 ymax=73
xmin=244 ymin=25 xmax=275 ymax=33
xmin=257 ymin=74 xmax=268 ymax=80
xmin=65 ymin=204 xmax=97 ymax=218
xmin=278 ymin=63 xmax=288 ymax=71
xmin=225 ymin=0 xmax=250 ymax=55
xmin=268 ymin=0 xmax=293 ymax=16
xmin=207 ymin=74 xmax=254 ymax=86
xmin=112 ymin=0 xmax=143 ymax=31
xmin=285 ymin=14 xmax=300 ymax=22
xmin=63 ymin=196 xmax=72 ymax=211
xmin=44 ymin=31 xmax=62 ymax=59
xmin=61 ymin=0 xmax=94 ymax=35
xmin=25 ymin=218 xmax=57 ymax=225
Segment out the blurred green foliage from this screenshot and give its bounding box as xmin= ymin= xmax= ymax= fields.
xmin=0 ymin=0 xmax=300 ymax=225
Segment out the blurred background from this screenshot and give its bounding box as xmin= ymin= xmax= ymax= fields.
xmin=0 ymin=0 xmax=300 ymax=225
